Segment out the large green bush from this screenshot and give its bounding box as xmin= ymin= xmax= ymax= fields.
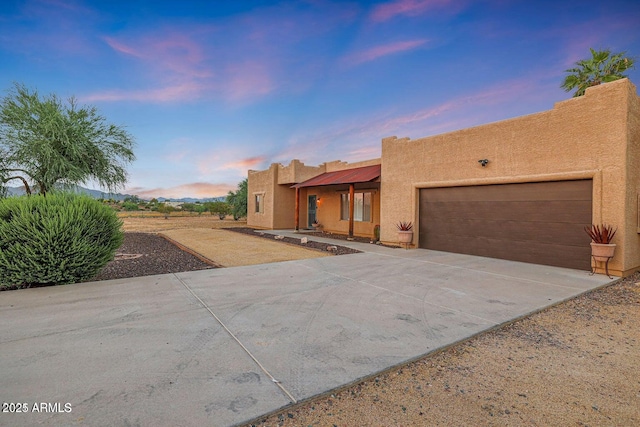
xmin=0 ymin=193 xmax=123 ymax=289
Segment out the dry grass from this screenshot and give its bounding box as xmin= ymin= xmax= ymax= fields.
xmin=161 ymin=228 xmax=330 ymax=267
xmin=119 ymin=213 xmax=247 ymax=233
xmin=121 ymin=215 xmax=330 ymax=267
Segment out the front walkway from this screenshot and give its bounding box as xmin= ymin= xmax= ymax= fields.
xmin=0 ymin=240 xmax=612 ymax=426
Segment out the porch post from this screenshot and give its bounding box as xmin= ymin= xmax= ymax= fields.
xmin=294 ymin=187 xmax=300 ymax=231
xmin=348 ymin=183 xmax=354 ymax=238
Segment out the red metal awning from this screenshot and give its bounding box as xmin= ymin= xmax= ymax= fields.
xmin=291 ymin=164 xmax=381 ymax=188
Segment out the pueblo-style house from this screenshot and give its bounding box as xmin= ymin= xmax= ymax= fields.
xmin=247 ymin=79 xmax=640 ymax=277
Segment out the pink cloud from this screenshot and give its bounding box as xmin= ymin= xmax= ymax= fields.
xmin=82 ymin=81 xmax=209 ymax=103
xmin=104 ymin=37 xmax=144 ymax=58
xmin=223 ymin=61 xmax=275 ymax=101
xmin=222 ymin=156 xmax=267 ymax=171
xmin=126 ymin=182 xmax=235 ymax=199
xmin=344 ymin=39 xmax=428 ymax=66
xmin=370 ymin=0 xmax=459 ymax=22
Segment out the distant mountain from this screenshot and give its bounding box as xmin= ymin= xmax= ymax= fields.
xmin=4 ymin=185 xmax=227 ymax=203
xmin=5 ymin=185 xmax=133 ymax=201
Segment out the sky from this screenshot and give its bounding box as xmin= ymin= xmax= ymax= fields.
xmin=1 ymin=0 xmax=639 ymax=199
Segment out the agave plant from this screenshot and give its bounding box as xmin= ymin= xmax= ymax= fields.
xmin=396 ymin=221 xmax=413 ymax=231
xmin=584 ymin=224 xmax=617 ymax=244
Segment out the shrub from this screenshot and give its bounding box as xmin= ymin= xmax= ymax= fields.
xmin=0 ymin=193 xmax=123 ymax=289
xmin=122 ymin=201 xmax=139 ymax=211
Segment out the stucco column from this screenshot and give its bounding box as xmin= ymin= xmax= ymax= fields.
xmin=349 ymin=183 xmax=354 ymax=238
xmin=294 ymin=187 xmax=300 ymax=231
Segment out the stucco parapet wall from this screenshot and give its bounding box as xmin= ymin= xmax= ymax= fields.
xmin=254 ymin=158 xmax=383 ymax=185
xmin=322 ymin=158 xmax=382 ymax=172
xmin=273 ymin=159 xmax=325 ymax=185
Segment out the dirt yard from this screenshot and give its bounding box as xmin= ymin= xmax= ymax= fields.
xmin=121 ymin=216 xmax=640 ymax=427
xmin=119 ymin=212 xmax=247 ymax=233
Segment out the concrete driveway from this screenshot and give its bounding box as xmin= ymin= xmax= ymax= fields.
xmin=0 ymin=240 xmax=612 ymax=427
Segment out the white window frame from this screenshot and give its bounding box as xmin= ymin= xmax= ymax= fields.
xmin=254 ymin=193 xmax=264 ymax=214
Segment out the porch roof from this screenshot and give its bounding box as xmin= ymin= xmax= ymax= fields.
xmin=291 ymin=164 xmax=381 ymax=188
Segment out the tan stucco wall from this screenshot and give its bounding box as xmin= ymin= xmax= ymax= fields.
xmin=323 ymin=158 xmax=382 ymax=172
xmin=380 ymin=78 xmax=640 ymax=276
xmin=247 ymin=165 xmax=276 ymax=229
xmin=624 ymin=80 xmax=640 ymax=275
xmin=248 ymin=158 xmax=382 ymax=231
xmin=276 ymin=159 xmax=325 ymax=185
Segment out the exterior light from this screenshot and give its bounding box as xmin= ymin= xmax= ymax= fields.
xmin=478 ymin=159 xmax=489 ymax=167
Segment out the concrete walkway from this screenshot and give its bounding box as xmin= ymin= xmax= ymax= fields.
xmin=0 ymin=239 xmax=612 ymax=427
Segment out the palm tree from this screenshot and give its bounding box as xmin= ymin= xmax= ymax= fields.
xmin=561 ymin=48 xmax=635 ymax=97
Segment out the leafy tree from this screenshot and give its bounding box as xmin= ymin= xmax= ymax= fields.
xmin=122 ymin=201 xmax=139 ymax=211
xmin=157 ymin=203 xmax=175 ymax=219
xmin=226 ymin=178 xmax=247 ymax=220
xmin=181 ymin=202 xmax=196 ymax=212
xmin=0 ymin=83 xmax=136 ymax=195
xmin=124 ymin=195 xmax=142 ymax=204
xmin=205 ymin=200 xmax=231 ymax=219
xmin=561 ymin=48 xmax=636 ymax=97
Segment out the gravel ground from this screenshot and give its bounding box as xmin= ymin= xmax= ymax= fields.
xmin=92 ymin=232 xmax=214 ymax=281
xmin=225 ymin=227 xmax=362 ymax=255
xmin=97 ymin=228 xmax=362 ymax=280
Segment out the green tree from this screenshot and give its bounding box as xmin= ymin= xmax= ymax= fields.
xmin=181 ymin=202 xmax=196 ymax=212
xmin=122 ymin=201 xmax=139 ymax=211
xmin=205 ymin=200 xmax=231 ymax=219
xmin=561 ymin=48 xmax=636 ymax=97
xmin=0 ymin=83 xmax=136 ymax=195
xmin=157 ymin=203 xmax=175 ymax=219
xmin=226 ymin=178 xmax=247 ymax=220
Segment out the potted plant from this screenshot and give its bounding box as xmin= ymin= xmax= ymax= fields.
xmin=396 ymin=221 xmax=413 ymax=248
xmin=311 ymin=219 xmax=321 ymax=230
xmin=584 ymin=224 xmax=617 ymax=261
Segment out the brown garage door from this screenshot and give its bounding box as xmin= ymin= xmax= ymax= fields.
xmin=419 ymin=180 xmax=593 ymax=270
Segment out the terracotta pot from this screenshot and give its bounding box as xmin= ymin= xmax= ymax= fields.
xmin=398 ymin=230 xmax=413 ymax=244
xmin=590 ymin=242 xmax=616 ymax=261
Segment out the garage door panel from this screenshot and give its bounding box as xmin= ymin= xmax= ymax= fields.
xmin=424 ymin=234 xmax=591 ymax=270
xmin=419 ymin=180 xmax=592 ymax=270
xmin=423 ymin=181 xmax=592 ymax=202
xmin=423 ymin=200 xmax=592 ymax=223
xmin=426 ymin=219 xmax=590 ymax=246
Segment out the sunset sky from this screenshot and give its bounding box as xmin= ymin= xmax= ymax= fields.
xmin=1 ymin=0 xmax=639 ymax=199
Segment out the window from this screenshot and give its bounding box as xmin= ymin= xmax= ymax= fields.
xmin=255 ymin=194 xmax=263 ymax=213
xmin=340 ymin=192 xmax=372 ymax=222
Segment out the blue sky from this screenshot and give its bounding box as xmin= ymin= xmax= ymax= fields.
xmin=1 ymin=0 xmax=639 ymax=199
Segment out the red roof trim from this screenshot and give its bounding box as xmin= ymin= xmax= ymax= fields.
xmin=292 ymin=164 xmax=381 ymax=188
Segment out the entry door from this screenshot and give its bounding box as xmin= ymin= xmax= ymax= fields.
xmin=308 ymin=195 xmax=317 ymax=227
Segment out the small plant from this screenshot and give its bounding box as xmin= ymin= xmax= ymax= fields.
xmin=373 ymin=224 xmax=380 ymax=241
xmin=396 ymin=221 xmax=413 ymax=231
xmin=584 ymin=224 xmax=617 ymax=244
